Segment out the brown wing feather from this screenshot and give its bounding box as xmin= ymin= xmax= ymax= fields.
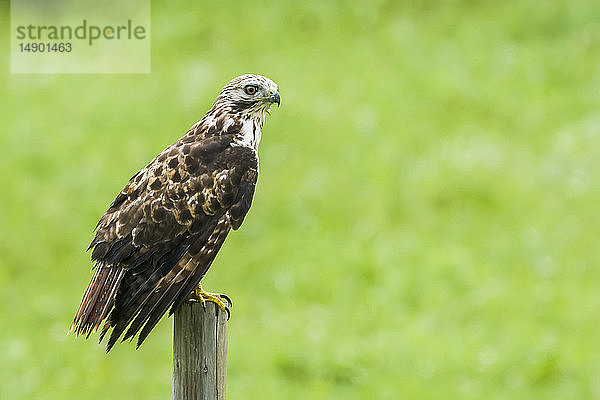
xmin=125 ymin=216 xmax=231 ymax=349
xmin=71 ymin=126 xmax=258 ymax=351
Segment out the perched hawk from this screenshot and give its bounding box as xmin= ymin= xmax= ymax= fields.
xmin=71 ymin=74 xmax=280 ymax=351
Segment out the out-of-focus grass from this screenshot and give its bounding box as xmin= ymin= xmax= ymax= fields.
xmin=1 ymin=1 xmax=600 ymax=399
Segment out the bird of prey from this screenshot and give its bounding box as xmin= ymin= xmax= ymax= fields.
xmin=70 ymin=74 xmax=280 ymax=351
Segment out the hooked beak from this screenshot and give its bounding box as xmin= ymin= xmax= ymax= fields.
xmin=270 ymin=92 xmax=281 ymax=107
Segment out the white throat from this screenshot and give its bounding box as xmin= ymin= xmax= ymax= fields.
xmin=231 ymin=118 xmax=262 ymax=151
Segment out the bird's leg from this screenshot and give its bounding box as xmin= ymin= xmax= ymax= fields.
xmin=188 ymin=283 xmax=232 ymax=318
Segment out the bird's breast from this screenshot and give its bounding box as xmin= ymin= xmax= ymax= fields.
xmin=231 ymin=118 xmax=261 ymax=151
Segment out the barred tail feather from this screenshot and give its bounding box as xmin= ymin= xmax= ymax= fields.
xmin=70 ymin=264 xmax=125 ymax=338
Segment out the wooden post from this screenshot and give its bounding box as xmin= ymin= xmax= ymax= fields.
xmin=173 ymin=301 xmax=228 ymax=400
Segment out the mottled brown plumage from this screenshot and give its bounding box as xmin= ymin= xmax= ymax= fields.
xmin=71 ymin=74 xmax=280 ymax=351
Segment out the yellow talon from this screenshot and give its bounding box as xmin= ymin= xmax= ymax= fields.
xmin=188 ymin=284 xmax=231 ymax=318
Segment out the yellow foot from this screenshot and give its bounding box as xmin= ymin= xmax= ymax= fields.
xmin=188 ymin=284 xmax=232 ymax=319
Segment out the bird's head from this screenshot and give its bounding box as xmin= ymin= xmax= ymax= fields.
xmin=214 ymin=74 xmax=280 ymax=119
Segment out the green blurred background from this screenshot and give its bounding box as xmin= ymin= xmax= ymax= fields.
xmin=2 ymin=1 xmax=600 ymax=398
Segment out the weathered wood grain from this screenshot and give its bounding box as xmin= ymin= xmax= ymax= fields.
xmin=173 ymin=301 xmax=228 ymax=400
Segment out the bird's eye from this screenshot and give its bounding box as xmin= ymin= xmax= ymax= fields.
xmin=244 ymin=85 xmax=258 ymax=95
